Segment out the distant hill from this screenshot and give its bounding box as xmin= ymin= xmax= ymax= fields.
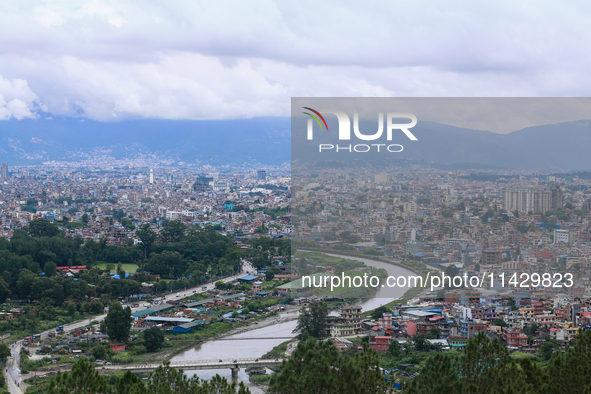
xmin=1 ymin=117 xmax=591 ymax=170
xmin=0 ymin=117 xmax=291 ymax=166
xmin=293 ymin=119 xmax=591 ymax=171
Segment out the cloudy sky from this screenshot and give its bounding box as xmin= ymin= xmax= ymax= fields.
xmin=1 ymin=1 xmax=590 ymax=124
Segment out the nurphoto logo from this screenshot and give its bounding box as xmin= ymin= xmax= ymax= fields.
xmin=303 ymin=107 xmax=418 ymax=153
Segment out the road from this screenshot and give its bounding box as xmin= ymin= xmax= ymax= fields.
xmin=4 ymin=259 xmax=255 ymax=392
xmin=5 ymin=341 xmax=22 ymax=394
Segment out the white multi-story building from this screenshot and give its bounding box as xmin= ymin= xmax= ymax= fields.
xmin=502 ymin=185 xmax=563 ymax=213
xmin=554 ymin=229 xmax=574 ymax=244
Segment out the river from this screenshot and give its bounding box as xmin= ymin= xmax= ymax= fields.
xmin=171 ymin=253 xmax=416 ymax=391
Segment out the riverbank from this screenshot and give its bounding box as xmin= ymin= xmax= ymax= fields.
xmin=296 ymin=247 xmax=421 ymax=274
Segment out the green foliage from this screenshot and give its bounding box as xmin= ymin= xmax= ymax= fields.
xmin=406 ymin=353 xmax=462 ymax=394
xmin=492 ymin=318 xmax=507 ymax=327
xmin=544 ymin=328 xmax=591 ymax=393
xmin=293 ymin=300 xmax=328 ymax=340
xmin=27 ymin=218 xmax=61 ymax=237
xmin=159 ymin=220 xmax=186 ymax=243
xmin=45 ymin=359 xmax=250 ymax=393
xmin=105 ymin=301 xmax=132 ymax=343
xmin=265 ymin=267 xmax=282 ymax=281
xmin=47 ymin=359 xmax=109 ymax=393
xmin=143 ymin=327 xmax=165 ymax=352
xmin=370 ymin=306 xmax=389 ymax=321
xmin=0 ymin=343 xmax=10 ymax=363
xmin=540 ymin=338 xmax=561 ymax=360
xmin=269 ymin=338 xmax=389 ymax=394
xmin=523 ymin=323 xmax=539 ymax=336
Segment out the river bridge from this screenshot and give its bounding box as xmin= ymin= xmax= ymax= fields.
xmin=104 ymin=358 xmax=285 ymax=379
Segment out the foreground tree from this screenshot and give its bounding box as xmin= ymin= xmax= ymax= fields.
xmin=138 ymin=362 xmax=250 ymax=394
xmin=48 ymin=360 xmax=110 ymax=394
xmin=269 ymin=338 xmax=389 ymax=394
xmin=459 ymin=331 xmax=521 ymax=394
xmin=105 ymin=301 xmax=132 ymax=343
xmin=45 ymin=360 xmax=250 ymax=394
xmin=544 ymin=328 xmax=591 ymax=393
xmin=406 ymin=353 xmax=462 ymax=394
xmin=292 ymin=300 xmax=328 ymax=340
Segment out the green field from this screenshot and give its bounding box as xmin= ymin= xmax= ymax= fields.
xmin=95 ymin=262 xmax=139 ymax=274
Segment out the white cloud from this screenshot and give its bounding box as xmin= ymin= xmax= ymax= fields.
xmin=0 ymin=75 xmax=43 ymax=120
xmin=0 ymin=1 xmax=590 ymax=121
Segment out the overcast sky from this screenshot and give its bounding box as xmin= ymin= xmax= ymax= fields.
xmin=1 ymin=1 xmax=591 ymax=128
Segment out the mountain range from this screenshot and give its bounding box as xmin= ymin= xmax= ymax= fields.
xmin=1 ymin=117 xmax=591 ymax=170
xmin=0 ymin=117 xmax=291 ymax=166
xmin=293 ymin=118 xmax=591 ymax=171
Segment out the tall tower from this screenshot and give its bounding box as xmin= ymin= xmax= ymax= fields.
xmin=149 ymin=169 xmax=154 ymax=184
xmin=1 ymin=163 xmax=7 ymax=179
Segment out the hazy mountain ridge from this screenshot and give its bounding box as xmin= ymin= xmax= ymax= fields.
xmin=294 ymin=118 xmax=591 ymax=171
xmin=0 ymin=118 xmax=291 ymax=166
xmin=0 ymin=117 xmax=590 ymax=170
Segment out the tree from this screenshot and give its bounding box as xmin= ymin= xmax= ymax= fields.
xmin=265 ymin=267 xmax=282 ymax=281
xmin=47 ymin=360 xmax=109 ymax=394
xmin=459 ymin=331 xmax=519 ymax=394
xmin=269 ymin=339 xmax=389 ymax=394
xmin=544 ymin=328 xmax=591 ymax=393
xmin=105 ymin=301 xmax=132 ymax=343
xmin=370 ymin=306 xmax=389 ymax=321
xmin=160 ymin=220 xmax=186 ymax=243
xmin=143 ymin=327 xmax=165 ymax=352
xmin=540 ymin=338 xmax=561 ymax=360
xmin=44 ymin=261 xmax=57 ymax=277
xmin=406 ymin=353 xmax=462 ymax=394
xmin=293 ymin=300 xmax=328 ymax=340
xmin=0 ymin=343 xmax=10 ymax=363
xmin=136 ymin=224 xmax=157 ymax=258
xmin=27 ymin=218 xmax=61 ymax=238
xmin=523 ymin=323 xmax=539 ymax=336
xmin=81 ymin=213 xmax=90 ymax=224
xmin=387 ymin=339 xmax=402 ymax=358
xmin=492 ymin=318 xmax=507 ymax=327
xmin=143 ymin=361 xmax=250 ymax=394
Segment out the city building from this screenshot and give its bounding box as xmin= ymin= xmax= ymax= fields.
xmin=501 ymin=185 xmax=563 ymax=213
xmin=375 ymin=172 xmax=389 ymax=183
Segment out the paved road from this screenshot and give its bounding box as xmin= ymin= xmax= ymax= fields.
xmin=6 ymin=342 xmax=22 ymax=394
xmin=5 ymin=260 xmax=255 ymax=391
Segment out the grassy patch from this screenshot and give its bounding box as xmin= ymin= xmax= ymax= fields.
xmin=261 ymin=340 xmax=292 ymax=359
xmin=95 ymin=262 xmax=139 ymax=274
xmin=250 ymin=374 xmax=273 ymax=383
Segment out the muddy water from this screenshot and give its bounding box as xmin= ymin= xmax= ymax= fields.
xmin=171 ymin=254 xmax=415 ymax=390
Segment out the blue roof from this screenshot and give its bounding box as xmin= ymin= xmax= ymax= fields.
xmin=238 ymin=275 xmax=258 ymax=281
